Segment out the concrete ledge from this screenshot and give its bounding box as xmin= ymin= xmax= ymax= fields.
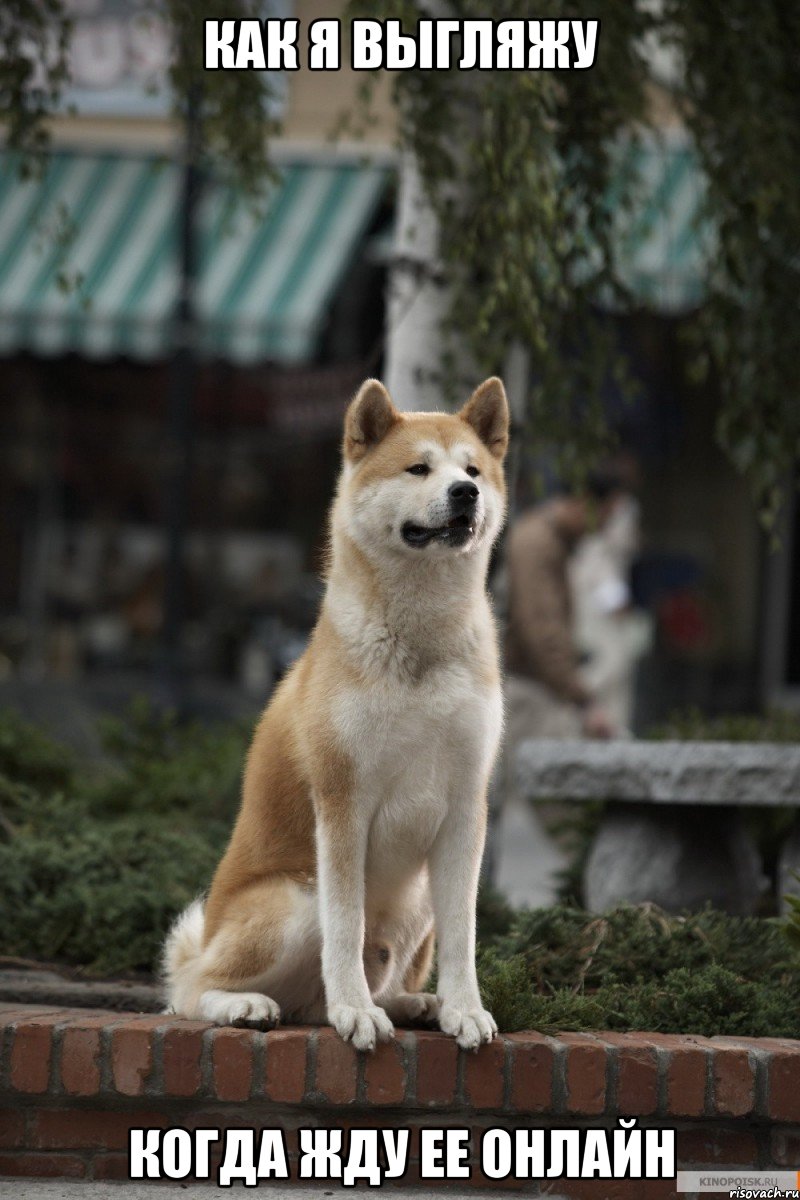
xmin=2 ymin=1004 xmax=800 ymax=1195
xmin=0 ymin=969 xmax=160 ymax=1014
xmin=516 ymin=740 xmax=800 ymax=806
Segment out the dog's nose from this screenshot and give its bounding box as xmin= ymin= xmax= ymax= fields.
xmin=448 ymin=480 xmax=479 ymax=508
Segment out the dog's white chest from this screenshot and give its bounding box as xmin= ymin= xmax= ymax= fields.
xmin=333 ymin=662 xmax=502 ymax=886
xmin=335 ymin=661 xmax=497 ymax=777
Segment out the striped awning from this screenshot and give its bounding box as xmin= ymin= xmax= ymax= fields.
xmin=0 ymin=152 xmax=389 ymax=363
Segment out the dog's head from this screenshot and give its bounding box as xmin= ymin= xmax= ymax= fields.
xmin=336 ymin=377 xmax=509 ymax=562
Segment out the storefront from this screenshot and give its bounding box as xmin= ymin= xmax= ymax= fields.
xmin=0 ymin=148 xmax=392 ymax=685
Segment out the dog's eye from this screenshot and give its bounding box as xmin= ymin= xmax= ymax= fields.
xmin=406 ymin=463 xmax=430 ymax=476
xmin=466 ymin=465 xmax=480 ymax=478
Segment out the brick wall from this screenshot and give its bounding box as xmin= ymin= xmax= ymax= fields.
xmin=1 ymin=1004 xmax=799 ymax=1196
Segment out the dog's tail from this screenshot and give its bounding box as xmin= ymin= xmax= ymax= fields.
xmin=161 ymin=898 xmax=206 ymax=1014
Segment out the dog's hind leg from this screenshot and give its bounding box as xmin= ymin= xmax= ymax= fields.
xmin=381 ymin=925 xmax=440 ymax=1026
xmin=164 ymin=876 xmax=323 ymax=1027
xmin=198 ymin=988 xmax=281 ymax=1028
xmin=403 ymin=925 xmax=436 ymax=993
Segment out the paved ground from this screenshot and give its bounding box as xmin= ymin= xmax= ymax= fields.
xmin=0 ymin=1183 xmax=568 ymax=1199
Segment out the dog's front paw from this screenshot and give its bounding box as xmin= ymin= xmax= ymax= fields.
xmin=438 ymin=1002 xmax=497 ymax=1050
xmin=329 ymin=1003 xmax=394 ymax=1051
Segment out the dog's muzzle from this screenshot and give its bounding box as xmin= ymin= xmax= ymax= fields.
xmin=401 ymin=482 xmax=480 ymax=548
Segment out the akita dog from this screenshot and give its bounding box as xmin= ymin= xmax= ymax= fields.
xmin=163 ymin=376 xmax=509 ymax=1051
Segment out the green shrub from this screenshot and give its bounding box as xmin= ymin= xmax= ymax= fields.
xmin=493 ymin=903 xmax=795 ymax=990
xmin=648 ymin=706 xmax=800 ymax=743
xmin=0 ymin=701 xmax=246 ymax=974
xmin=0 ymin=813 xmax=226 ymax=974
xmin=0 ymin=708 xmax=74 ymax=791
xmin=2 ymin=705 xmax=800 ymax=1038
xmin=475 ymin=902 xmax=800 ymax=1037
xmin=478 ymin=958 xmax=800 ymax=1040
xmin=89 ymin=697 xmax=248 ymax=819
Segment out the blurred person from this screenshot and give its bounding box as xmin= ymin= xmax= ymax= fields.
xmin=504 ymin=468 xmax=628 ymax=743
xmin=489 ymin=468 xmax=628 ymax=909
xmin=570 ymin=490 xmax=653 ymax=732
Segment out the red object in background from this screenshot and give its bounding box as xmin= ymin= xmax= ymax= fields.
xmin=658 ymin=588 xmax=713 ymax=653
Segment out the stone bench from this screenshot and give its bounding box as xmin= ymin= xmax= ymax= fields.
xmin=515 ymin=740 xmax=800 ymax=914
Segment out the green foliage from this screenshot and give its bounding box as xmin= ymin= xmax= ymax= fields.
xmin=492 ymin=903 xmax=795 ymax=990
xmin=649 ymin=706 xmax=800 ymax=744
xmin=475 ymin=880 xmax=516 ymax=941
xmin=164 ymin=0 xmax=280 ymax=197
xmin=662 ymin=1 xmax=800 ymax=528
xmin=90 ymin=696 xmax=248 ymax=819
xmin=0 ymin=0 xmax=71 ymax=164
xmin=2 ymin=0 xmax=277 ymax=197
xmin=351 ymin=0 xmax=652 ymax=483
xmin=785 ymin=874 xmax=800 ymax=954
xmin=3 ymin=707 xmax=800 ymax=1036
xmin=0 ymin=702 xmax=246 ymax=974
xmin=0 ymin=809 xmax=224 ymax=974
xmin=477 ymin=902 xmax=800 ymax=1037
xmin=478 ymin=947 xmax=608 ymax=1034
xmin=348 ymin=0 xmax=800 ymax=515
xmin=0 ymin=707 xmax=74 ymax=791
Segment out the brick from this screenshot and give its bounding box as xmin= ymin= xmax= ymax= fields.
xmin=263 ymin=1029 xmax=308 ymax=1103
xmin=211 ymin=1028 xmax=254 ymax=1102
xmin=276 ymin=1126 xmax=300 ymax=1156
xmin=542 ymin=1181 xmax=646 ymax=1200
xmin=0 ymin=1152 xmax=86 ymax=1178
xmin=61 ymin=1013 xmax=122 ymax=1032
xmin=403 ymin=1156 xmax=517 ymax=1191
xmin=30 ymin=1108 xmax=166 ymax=1151
xmin=0 ymin=1006 xmax=64 ymax=1024
xmin=508 ymin=1033 xmax=555 ymax=1114
xmin=768 ymin=1047 xmax=800 ymax=1122
xmin=162 ymin=1022 xmax=208 ymax=1097
xmin=678 ymin=1128 xmax=758 ymax=1166
xmin=562 ymin=1033 xmax=606 ymax=1116
xmin=601 ymin=1034 xmax=658 ymax=1116
xmin=10 ymin=1016 xmax=63 ymax=1093
xmin=460 ymin=1159 xmax=525 ymax=1192
xmin=470 ymin=1126 xmax=527 ymax=1191
xmin=551 ymin=1180 xmax=652 ymax=1200
xmin=641 ymin=1182 xmax=681 ymax=1200
xmin=464 ymin=1036 xmax=506 ymax=1110
xmin=662 ymin=1041 xmax=708 ymax=1118
xmin=363 ymin=1035 xmax=407 ymax=1105
xmin=93 ymin=1152 xmax=133 ymax=1180
xmin=60 ymin=1026 xmax=102 ymax=1097
xmin=617 ymin=1047 xmax=658 ymax=1116
xmin=770 ymin=1126 xmax=800 ymax=1166
xmin=111 ymin=1024 xmax=155 ymax=1096
xmin=712 ymin=1047 xmax=755 ymax=1117
xmin=742 ymin=1036 xmax=800 ymax=1053
xmin=415 ymin=1032 xmax=458 ymax=1106
xmin=314 ymin=1029 xmax=358 ymax=1104
xmin=0 ymin=1106 xmax=26 ymax=1148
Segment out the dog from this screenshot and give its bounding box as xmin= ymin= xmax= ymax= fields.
xmin=163 ymin=375 xmax=509 ymax=1051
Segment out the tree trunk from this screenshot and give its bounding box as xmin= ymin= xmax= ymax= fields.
xmin=383 ymin=151 xmax=452 ymax=412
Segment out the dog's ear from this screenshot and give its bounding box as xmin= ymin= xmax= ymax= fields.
xmin=344 ymin=379 xmax=400 ymax=462
xmin=459 ymin=377 xmax=509 ymax=460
